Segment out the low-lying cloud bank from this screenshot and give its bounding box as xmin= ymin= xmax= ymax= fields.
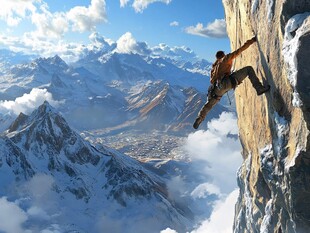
xmin=161 ymin=112 xmax=242 ymax=233
xmin=0 ymin=88 xmax=62 ymax=116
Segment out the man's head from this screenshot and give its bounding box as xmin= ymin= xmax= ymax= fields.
xmin=215 ymin=51 xmax=225 ymax=60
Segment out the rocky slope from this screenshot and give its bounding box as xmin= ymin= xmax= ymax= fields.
xmin=223 ymin=0 xmax=310 ymax=232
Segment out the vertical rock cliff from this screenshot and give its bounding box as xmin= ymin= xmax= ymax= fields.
xmin=222 ymin=0 xmax=310 ymax=232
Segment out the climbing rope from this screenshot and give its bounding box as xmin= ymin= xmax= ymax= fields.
xmin=227 ymin=91 xmax=232 ymax=105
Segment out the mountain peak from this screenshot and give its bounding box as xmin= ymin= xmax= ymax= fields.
xmin=38 ymin=100 xmax=54 ymax=114
xmin=50 ymin=55 xmax=69 ymax=67
xmin=35 ymin=55 xmax=69 ymax=70
xmin=7 ymin=101 xmax=101 ymax=166
xmin=7 ymin=101 xmax=58 ymax=135
xmin=6 ymin=101 xmax=55 ymax=134
xmin=27 ymin=101 xmax=57 ymax=122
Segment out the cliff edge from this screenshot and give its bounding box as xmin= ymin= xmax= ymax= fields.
xmin=222 ymin=0 xmax=310 ymax=232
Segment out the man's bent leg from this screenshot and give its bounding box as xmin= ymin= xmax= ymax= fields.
xmin=198 ymin=97 xmax=220 ymax=120
xmin=193 ymin=98 xmax=220 ymax=129
xmin=231 ymin=66 xmax=270 ymax=95
xmin=231 ymin=66 xmax=261 ymax=87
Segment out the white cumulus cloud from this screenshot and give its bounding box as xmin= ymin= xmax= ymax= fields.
xmin=191 ymin=189 xmax=239 ymax=233
xmin=154 ymin=112 xmax=242 ymax=233
xmin=184 ymin=112 xmax=242 ymax=193
xmin=185 ymin=19 xmax=227 ymax=38
xmin=31 ymin=3 xmax=69 ymax=39
xmin=115 ymin=32 xmax=150 ymax=55
xmin=0 ymin=175 xmax=60 ymax=233
xmin=0 ymin=33 xmax=87 ymax=62
xmin=0 ymin=1 xmax=109 ymax=62
xmin=0 ymin=88 xmax=62 ymax=115
xmin=0 ymin=0 xmax=37 ymax=26
xmin=191 ymin=182 xmax=221 ymax=199
xmin=115 ymin=32 xmax=137 ymax=54
xmin=120 ymin=0 xmax=172 ymax=12
xmin=0 ymin=197 xmax=28 ymax=233
xmin=170 ymin=21 xmax=179 ymax=27
xmin=1 ymin=0 xmax=107 ymax=39
xmin=165 ymin=190 xmax=239 ymax=233
xmin=160 ymin=228 xmax=178 ymax=233
xmin=67 ymin=0 xmax=107 ymax=32
xmin=120 ymin=0 xmax=131 ymax=7
xmin=27 ymin=206 xmax=51 ymax=221
xmin=88 ymin=32 xmax=117 ymax=53
xmin=26 ymin=174 xmax=55 ymax=200
xmin=207 ymin=111 xmax=239 ymax=135
xmin=151 ymin=43 xmax=198 ymax=62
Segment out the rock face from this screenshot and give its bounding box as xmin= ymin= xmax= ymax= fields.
xmin=222 ymin=0 xmax=310 ymax=232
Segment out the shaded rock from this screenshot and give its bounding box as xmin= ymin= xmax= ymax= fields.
xmin=223 ymin=0 xmax=310 ymax=232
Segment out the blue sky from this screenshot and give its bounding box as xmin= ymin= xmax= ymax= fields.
xmin=0 ymin=0 xmax=230 ymax=62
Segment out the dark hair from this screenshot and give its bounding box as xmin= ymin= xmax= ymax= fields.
xmin=216 ymin=51 xmax=225 ymax=59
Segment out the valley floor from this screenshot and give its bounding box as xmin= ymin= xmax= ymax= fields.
xmin=82 ymin=130 xmax=188 ymax=161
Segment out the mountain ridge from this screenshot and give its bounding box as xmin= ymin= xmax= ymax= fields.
xmin=0 ymin=101 xmax=194 ymax=232
xmin=0 ymin=48 xmax=227 ymax=133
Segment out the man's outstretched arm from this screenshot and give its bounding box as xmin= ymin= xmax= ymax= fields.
xmin=227 ymin=36 xmax=257 ymax=60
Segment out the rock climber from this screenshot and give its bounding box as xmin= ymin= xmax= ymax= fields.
xmin=193 ymin=36 xmax=270 ymax=129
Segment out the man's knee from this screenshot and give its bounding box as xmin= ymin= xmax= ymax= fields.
xmin=244 ymin=66 xmax=255 ymax=73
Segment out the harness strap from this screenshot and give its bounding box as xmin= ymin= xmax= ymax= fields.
xmin=207 ymin=83 xmax=222 ymax=101
xmin=230 ymin=76 xmax=237 ymax=89
xmin=226 ymin=92 xmax=232 ymax=105
xmin=229 ymin=75 xmax=242 ymax=89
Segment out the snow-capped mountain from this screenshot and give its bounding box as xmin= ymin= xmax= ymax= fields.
xmin=0 ymin=49 xmax=225 ymax=132
xmin=180 ymin=59 xmax=213 ymax=76
xmin=0 ymin=101 xmax=193 ymax=232
xmin=0 ymin=42 xmax=231 ymax=232
xmin=149 ymin=43 xmax=212 ymax=76
xmin=0 ymin=49 xmax=36 ymax=74
xmin=75 ymin=50 xmax=207 ymax=92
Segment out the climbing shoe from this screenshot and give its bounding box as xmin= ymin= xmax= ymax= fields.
xmin=193 ymin=117 xmax=203 ymax=129
xmin=257 ymin=85 xmax=270 ymax=96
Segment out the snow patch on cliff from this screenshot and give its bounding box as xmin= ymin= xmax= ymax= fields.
xmin=250 ymin=0 xmax=274 ymax=22
xmin=251 ymin=0 xmax=259 ymax=14
xmin=266 ymin=0 xmax=274 ymax=23
xmin=260 ymin=199 xmax=273 ymax=233
xmin=282 ymin=12 xmax=310 ymax=107
xmin=244 ymin=154 xmax=254 ymax=230
xmin=273 ymin=112 xmax=289 ymax=158
xmin=260 ymin=145 xmax=274 ymax=180
xmin=285 ymin=146 xmax=302 ymax=171
xmin=234 ymin=153 xmax=254 ymax=232
xmin=259 ymin=112 xmax=289 ymax=179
